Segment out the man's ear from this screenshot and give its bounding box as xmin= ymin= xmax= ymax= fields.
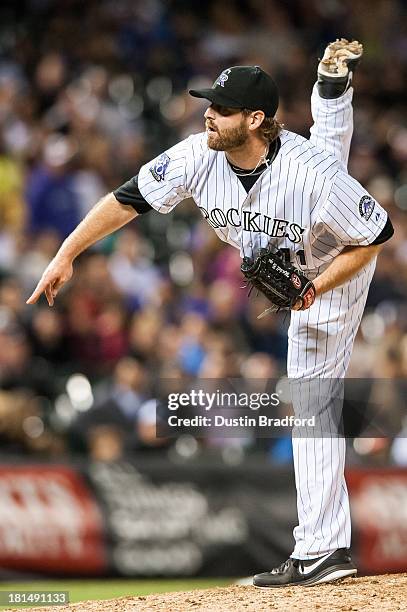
xmin=248 ymin=110 xmax=265 ymax=131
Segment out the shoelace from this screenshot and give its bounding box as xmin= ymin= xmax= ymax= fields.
xmin=271 ymin=558 xmax=303 ymax=574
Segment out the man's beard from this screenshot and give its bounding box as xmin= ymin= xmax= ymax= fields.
xmin=207 ymin=121 xmax=249 ymax=151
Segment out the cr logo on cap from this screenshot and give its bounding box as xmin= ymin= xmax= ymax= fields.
xmin=214 ymin=69 xmax=232 ymax=88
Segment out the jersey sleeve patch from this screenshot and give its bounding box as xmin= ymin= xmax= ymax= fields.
xmin=358 ymin=195 xmax=375 ymax=221
xmin=150 ymin=153 xmax=170 ymax=182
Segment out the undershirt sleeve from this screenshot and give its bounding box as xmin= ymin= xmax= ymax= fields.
xmin=371 ymin=216 xmax=394 ymax=245
xmin=113 ymin=174 xmax=153 ymax=214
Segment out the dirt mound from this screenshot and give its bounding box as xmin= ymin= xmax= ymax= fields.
xmin=5 ymin=573 xmax=407 ymax=612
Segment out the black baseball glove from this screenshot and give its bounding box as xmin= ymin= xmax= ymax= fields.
xmin=241 ymin=248 xmax=316 ymax=317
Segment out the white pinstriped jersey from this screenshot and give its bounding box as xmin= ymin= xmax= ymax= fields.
xmin=138 ymin=103 xmax=387 ymax=276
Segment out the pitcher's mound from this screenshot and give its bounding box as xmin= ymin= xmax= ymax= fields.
xmin=6 ymin=573 xmax=407 ymax=612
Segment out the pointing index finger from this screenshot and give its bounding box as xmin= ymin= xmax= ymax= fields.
xmin=26 ymin=281 xmax=48 ymax=305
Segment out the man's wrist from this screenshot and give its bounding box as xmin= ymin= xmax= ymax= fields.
xmin=313 ymin=277 xmax=323 ymax=297
xmin=56 ymin=246 xmax=76 ymax=264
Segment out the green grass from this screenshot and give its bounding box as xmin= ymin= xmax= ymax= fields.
xmin=0 ymin=578 xmax=233 ymax=609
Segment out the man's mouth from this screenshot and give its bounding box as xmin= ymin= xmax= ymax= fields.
xmin=206 ymin=124 xmax=217 ymax=133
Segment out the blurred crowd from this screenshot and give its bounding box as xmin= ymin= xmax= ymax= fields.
xmin=0 ymin=0 xmax=406 ymax=465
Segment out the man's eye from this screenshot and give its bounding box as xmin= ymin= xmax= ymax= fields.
xmin=212 ymin=104 xmax=234 ymax=116
xmin=217 ymin=106 xmax=234 ymax=116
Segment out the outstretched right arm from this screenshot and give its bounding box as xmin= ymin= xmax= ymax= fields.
xmin=27 ymin=132 xmax=199 ymax=306
xmin=26 ymin=192 xmax=137 ymax=306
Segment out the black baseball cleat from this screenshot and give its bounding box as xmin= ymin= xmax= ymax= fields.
xmin=253 ymin=548 xmax=357 ymax=588
xmin=317 ymin=38 xmax=363 ymax=99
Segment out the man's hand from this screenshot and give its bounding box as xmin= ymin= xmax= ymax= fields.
xmin=26 ymin=256 xmax=73 ymax=306
xmin=26 ymin=192 xmax=138 ymax=307
xmin=241 ymin=248 xmax=315 ymax=315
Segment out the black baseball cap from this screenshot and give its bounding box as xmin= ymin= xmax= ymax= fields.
xmin=189 ymin=65 xmax=279 ymax=117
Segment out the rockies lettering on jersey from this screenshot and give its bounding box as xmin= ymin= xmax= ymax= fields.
xmin=199 ymin=206 xmax=305 ymax=243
